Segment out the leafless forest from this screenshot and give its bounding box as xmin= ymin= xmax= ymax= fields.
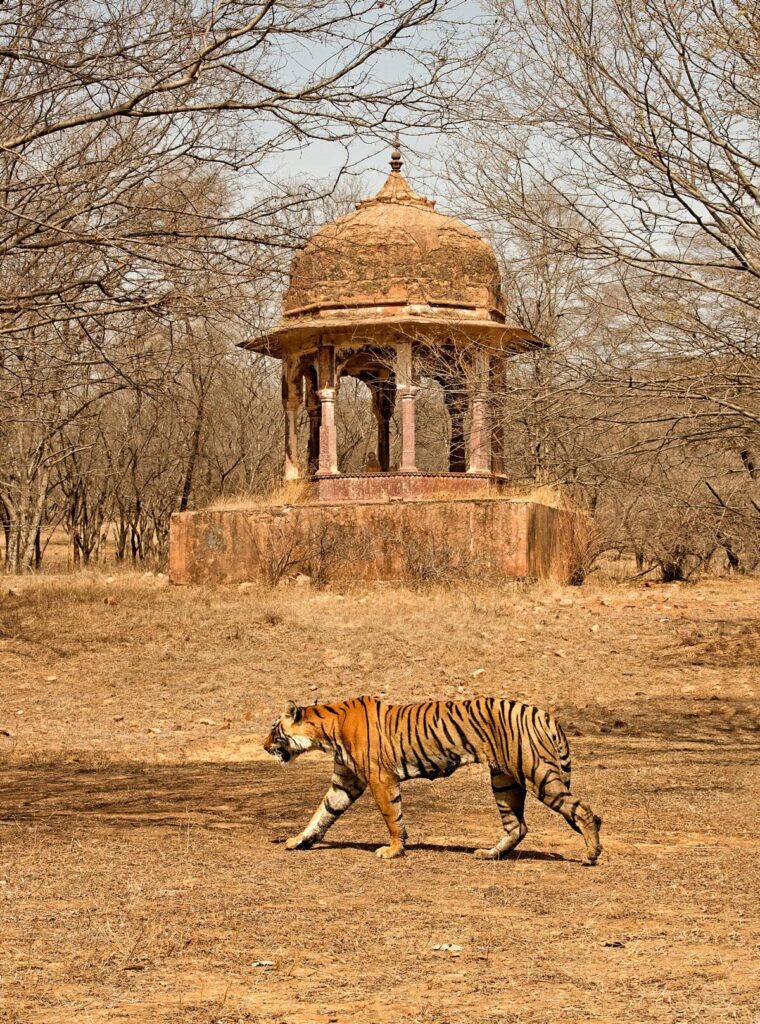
xmin=1 ymin=0 xmax=758 ymax=579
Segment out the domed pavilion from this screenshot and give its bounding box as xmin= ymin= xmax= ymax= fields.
xmin=169 ymin=145 xmax=586 ymax=587
xmin=240 ymin=142 xmax=545 ymax=499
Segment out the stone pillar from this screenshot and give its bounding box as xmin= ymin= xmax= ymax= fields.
xmin=284 ymin=397 xmax=300 ymax=481
xmin=306 ymin=389 xmax=321 ymax=476
xmin=444 ymin=388 xmax=467 ymax=473
xmin=467 ymin=349 xmax=491 ymax=474
xmin=396 ymin=341 xmax=417 ymax=473
xmin=369 ymin=376 xmax=395 ymax=472
xmin=398 ymin=385 xmax=418 ymax=472
xmin=490 ymin=353 xmax=507 ymax=477
xmin=282 ymin=359 xmax=301 ymax=481
xmin=316 ymin=387 xmax=338 ymax=476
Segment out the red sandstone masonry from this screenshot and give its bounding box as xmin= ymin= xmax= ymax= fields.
xmin=169 ymin=498 xmax=587 ymax=586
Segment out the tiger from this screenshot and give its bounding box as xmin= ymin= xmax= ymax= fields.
xmin=263 ymin=695 xmax=602 ymax=863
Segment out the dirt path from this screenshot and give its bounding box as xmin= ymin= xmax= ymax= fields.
xmin=1 ymin=736 xmax=758 ymax=1024
xmin=1 ymin=575 xmax=759 ymax=1022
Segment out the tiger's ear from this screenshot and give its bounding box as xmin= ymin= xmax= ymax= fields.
xmin=286 ymin=700 xmax=302 ymax=723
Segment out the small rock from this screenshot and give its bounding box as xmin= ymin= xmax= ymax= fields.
xmin=553 ymin=650 xmax=565 ymax=658
xmin=590 ymin=624 xmax=600 ymax=633
xmin=432 ymin=944 xmax=463 ymax=952
xmin=106 ymin=575 xmax=115 ymax=583
xmin=113 ymin=715 xmax=125 ymax=722
xmin=198 ymin=718 xmax=215 ymax=726
xmin=472 ymin=668 xmax=486 ymax=678
xmin=252 ymin=960 xmax=275 ymax=968
xmin=148 ymin=727 xmax=162 ymax=734
xmin=44 ymin=675 xmax=58 ymax=682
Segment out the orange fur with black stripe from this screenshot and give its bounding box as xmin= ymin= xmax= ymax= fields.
xmin=263 ymin=696 xmax=602 ymax=862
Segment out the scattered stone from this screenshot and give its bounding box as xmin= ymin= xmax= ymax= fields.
xmin=433 ymin=944 xmax=462 ymax=953
xmin=148 ymin=727 xmax=162 ymax=734
xmin=113 ymin=715 xmax=124 ymax=722
xmin=472 ymin=668 xmax=486 ymax=678
xmin=198 ymin=718 xmax=216 ymax=726
xmin=238 ymin=582 xmax=253 ymax=592
xmin=252 ymin=960 xmax=275 ymax=968
xmin=103 ymin=595 xmax=118 ymax=606
xmin=44 ymin=675 xmax=58 ymax=682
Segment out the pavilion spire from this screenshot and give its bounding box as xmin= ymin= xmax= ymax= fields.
xmin=389 ymin=135 xmax=402 ymax=173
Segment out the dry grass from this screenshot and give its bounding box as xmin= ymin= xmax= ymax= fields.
xmin=204 ymin=480 xmax=315 ymax=511
xmin=1 ymin=572 xmax=759 ymax=1022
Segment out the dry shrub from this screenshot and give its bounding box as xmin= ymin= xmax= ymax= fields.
xmin=259 ymin=515 xmax=354 ymax=587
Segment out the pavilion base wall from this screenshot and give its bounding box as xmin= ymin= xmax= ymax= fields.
xmin=169 ymin=498 xmax=588 ymax=586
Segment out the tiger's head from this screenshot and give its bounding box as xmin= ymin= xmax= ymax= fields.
xmin=263 ymin=701 xmax=321 ymax=764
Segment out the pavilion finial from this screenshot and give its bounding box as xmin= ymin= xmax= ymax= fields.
xmin=389 ymin=135 xmax=402 ymax=173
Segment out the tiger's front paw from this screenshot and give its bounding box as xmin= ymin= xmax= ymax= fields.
xmin=375 ymin=844 xmax=405 ymax=860
xmin=285 ymin=834 xmax=313 ymax=851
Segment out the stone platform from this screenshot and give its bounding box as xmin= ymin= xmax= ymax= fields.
xmin=169 ymin=496 xmax=588 ymax=586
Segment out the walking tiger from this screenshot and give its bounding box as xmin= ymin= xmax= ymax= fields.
xmin=263 ymin=695 xmax=602 ymax=863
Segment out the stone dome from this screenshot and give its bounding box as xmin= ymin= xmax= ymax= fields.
xmin=282 ymin=157 xmax=505 ymax=323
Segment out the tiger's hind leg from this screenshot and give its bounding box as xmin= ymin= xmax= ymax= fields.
xmin=474 ymin=770 xmax=527 ymax=860
xmin=535 ymin=778 xmax=602 ymax=865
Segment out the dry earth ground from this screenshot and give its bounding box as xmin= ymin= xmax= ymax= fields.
xmin=0 ymin=573 xmax=759 ymax=1023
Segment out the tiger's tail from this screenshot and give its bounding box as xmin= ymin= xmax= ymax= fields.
xmin=547 ymin=714 xmax=572 ymax=788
